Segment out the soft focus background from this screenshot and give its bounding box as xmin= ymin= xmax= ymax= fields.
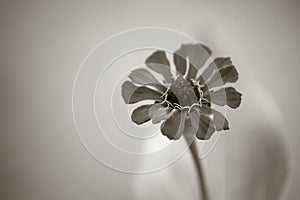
xmin=1 ymin=0 xmax=299 ymax=199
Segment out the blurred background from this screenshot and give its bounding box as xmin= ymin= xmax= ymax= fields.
xmin=1 ymin=0 xmax=299 ymax=199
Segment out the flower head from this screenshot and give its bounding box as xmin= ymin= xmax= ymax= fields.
xmin=122 ymin=43 xmax=242 ymax=140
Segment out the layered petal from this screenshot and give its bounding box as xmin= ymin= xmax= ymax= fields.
xmin=145 ymin=51 xmax=173 ymax=83
xmin=121 ymin=81 xmax=163 ymax=104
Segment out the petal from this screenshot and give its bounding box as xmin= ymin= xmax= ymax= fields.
xmin=121 ymin=81 xmax=163 ymax=104
xmin=200 ymin=105 xmax=230 ymax=131
xmin=131 ymin=104 xmax=152 ymax=125
xmin=146 ymin=83 xmax=168 ymax=93
xmin=174 ymin=44 xmax=212 ymax=79
xmin=128 ymin=68 xmax=167 ymax=93
xmin=212 ymin=108 xmax=230 ymax=131
xmin=190 ymin=108 xmax=215 ymax=140
xmin=173 ymin=44 xmax=188 ymax=75
xmin=145 ymin=51 xmax=173 ymax=83
xmin=128 ymin=68 xmax=160 ymax=85
xmin=213 ymin=57 xmax=232 ymax=69
xmin=197 ymin=114 xmax=215 ymax=140
xmin=160 ymin=109 xmax=187 ymax=140
xmin=186 ymin=44 xmax=212 ymax=79
xmin=206 ymin=65 xmax=239 ymax=88
xmin=198 ymin=57 xmax=232 ymax=83
xmin=149 ymin=104 xmax=173 ymax=124
xmin=204 ymin=87 xmax=242 ymax=109
xmin=121 ymin=81 xmax=137 ymax=103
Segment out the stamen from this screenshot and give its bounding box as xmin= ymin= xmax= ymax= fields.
xmin=160 ymin=85 xmax=171 ymax=98
xmin=174 ymin=106 xmax=182 ymax=110
xmin=173 ymin=103 xmax=183 ymax=109
xmin=188 ymin=103 xmax=201 ymax=112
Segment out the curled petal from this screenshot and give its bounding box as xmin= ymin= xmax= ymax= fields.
xmin=204 ymin=87 xmax=242 ymax=109
xmin=131 ymin=104 xmax=152 ymax=125
xmin=145 ymin=51 xmax=173 ymax=83
xmin=160 ymin=109 xmax=187 ymax=140
xmin=121 ymin=81 xmax=163 ymax=104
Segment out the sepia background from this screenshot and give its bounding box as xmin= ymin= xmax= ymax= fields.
xmin=1 ymin=0 xmax=299 ymax=199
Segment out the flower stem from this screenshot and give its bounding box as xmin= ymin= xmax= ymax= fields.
xmin=188 ymin=139 xmax=209 ymax=200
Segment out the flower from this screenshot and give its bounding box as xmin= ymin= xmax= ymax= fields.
xmin=121 ymin=43 xmax=242 ymax=140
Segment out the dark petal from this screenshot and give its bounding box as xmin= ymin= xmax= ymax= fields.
xmin=160 ymin=109 xmax=187 ymax=140
xmin=206 ymin=65 xmax=239 ymax=88
xmin=190 ymin=108 xmax=215 ymax=140
xmin=174 ymin=44 xmax=188 ymax=75
xmin=204 ymin=87 xmax=242 ymax=109
xmin=128 ymin=68 xmax=160 ymax=85
xmin=198 ymin=57 xmax=232 ymax=83
xmin=149 ymin=104 xmax=173 ymax=124
xmin=213 ymin=57 xmax=232 ymax=69
xmin=121 ymin=81 xmax=163 ymax=104
xmin=145 ymin=51 xmax=173 ymax=83
xmin=131 ymin=104 xmax=152 ymax=125
xmin=187 ymin=65 xmax=198 ymax=80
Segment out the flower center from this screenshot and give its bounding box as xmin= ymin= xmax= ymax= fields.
xmin=164 ymin=75 xmax=199 ymax=107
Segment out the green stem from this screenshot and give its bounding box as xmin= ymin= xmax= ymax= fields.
xmin=188 ymin=139 xmax=209 ymax=200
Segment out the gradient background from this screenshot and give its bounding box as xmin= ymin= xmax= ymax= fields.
xmin=1 ymin=0 xmax=299 ymax=199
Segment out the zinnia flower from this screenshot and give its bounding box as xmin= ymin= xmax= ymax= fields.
xmin=121 ymin=43 xmax=242 ymax=140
